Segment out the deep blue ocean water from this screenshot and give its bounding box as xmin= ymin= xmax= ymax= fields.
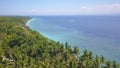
xmin=28 ymin=16 xmax=120 ymax=62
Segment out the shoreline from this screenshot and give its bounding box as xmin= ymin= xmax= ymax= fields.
xmin=26 ymin=17 xmax=119 ymax=62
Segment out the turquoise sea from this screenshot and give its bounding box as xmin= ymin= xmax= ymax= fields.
xmin=27 ymin=16 xmax=120 ymax=62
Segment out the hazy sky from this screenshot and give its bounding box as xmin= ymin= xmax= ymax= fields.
xmin=0 ymin=0 xmax=120 ymax=15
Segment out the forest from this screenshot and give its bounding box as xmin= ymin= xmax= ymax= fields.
xmin=0 ymin=16 xmax=119 ymax=68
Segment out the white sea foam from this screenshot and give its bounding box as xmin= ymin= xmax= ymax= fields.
xmin=26 ymin=18 xmax=35 ymax=26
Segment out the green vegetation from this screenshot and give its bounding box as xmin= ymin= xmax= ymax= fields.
xmin=0 ymin=16 xmax=119 ymax=68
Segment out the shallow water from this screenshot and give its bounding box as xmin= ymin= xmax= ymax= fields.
xmin=28 ymin=16 xmax=120 ymax=62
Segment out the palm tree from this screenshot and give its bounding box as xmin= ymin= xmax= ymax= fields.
xmin=73 ymin=46 xmax=80 ymax=56
xmin=89 ymin=51 xmax=92 ymax=60
xmin=95 ymin=55 xmax=100 ymax=68
xmin=101 ymin=55 xmax=105 ymax=63
xmin=106 ymin=61 xmax=111 ymax=68
xmin=113 ymin=61 xmax=118 ymax=68
xmin=65 ymin=42 xmax=69 ymax=49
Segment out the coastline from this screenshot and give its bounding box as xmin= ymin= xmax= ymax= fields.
xmin=26 ymin=16 xmax=120 ymax=63
xmin=1 ymin=16 xmax=119 ymax=67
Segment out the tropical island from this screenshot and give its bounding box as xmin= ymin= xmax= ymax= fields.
xmin=0 ymin=16 xmax=119 ymax=68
